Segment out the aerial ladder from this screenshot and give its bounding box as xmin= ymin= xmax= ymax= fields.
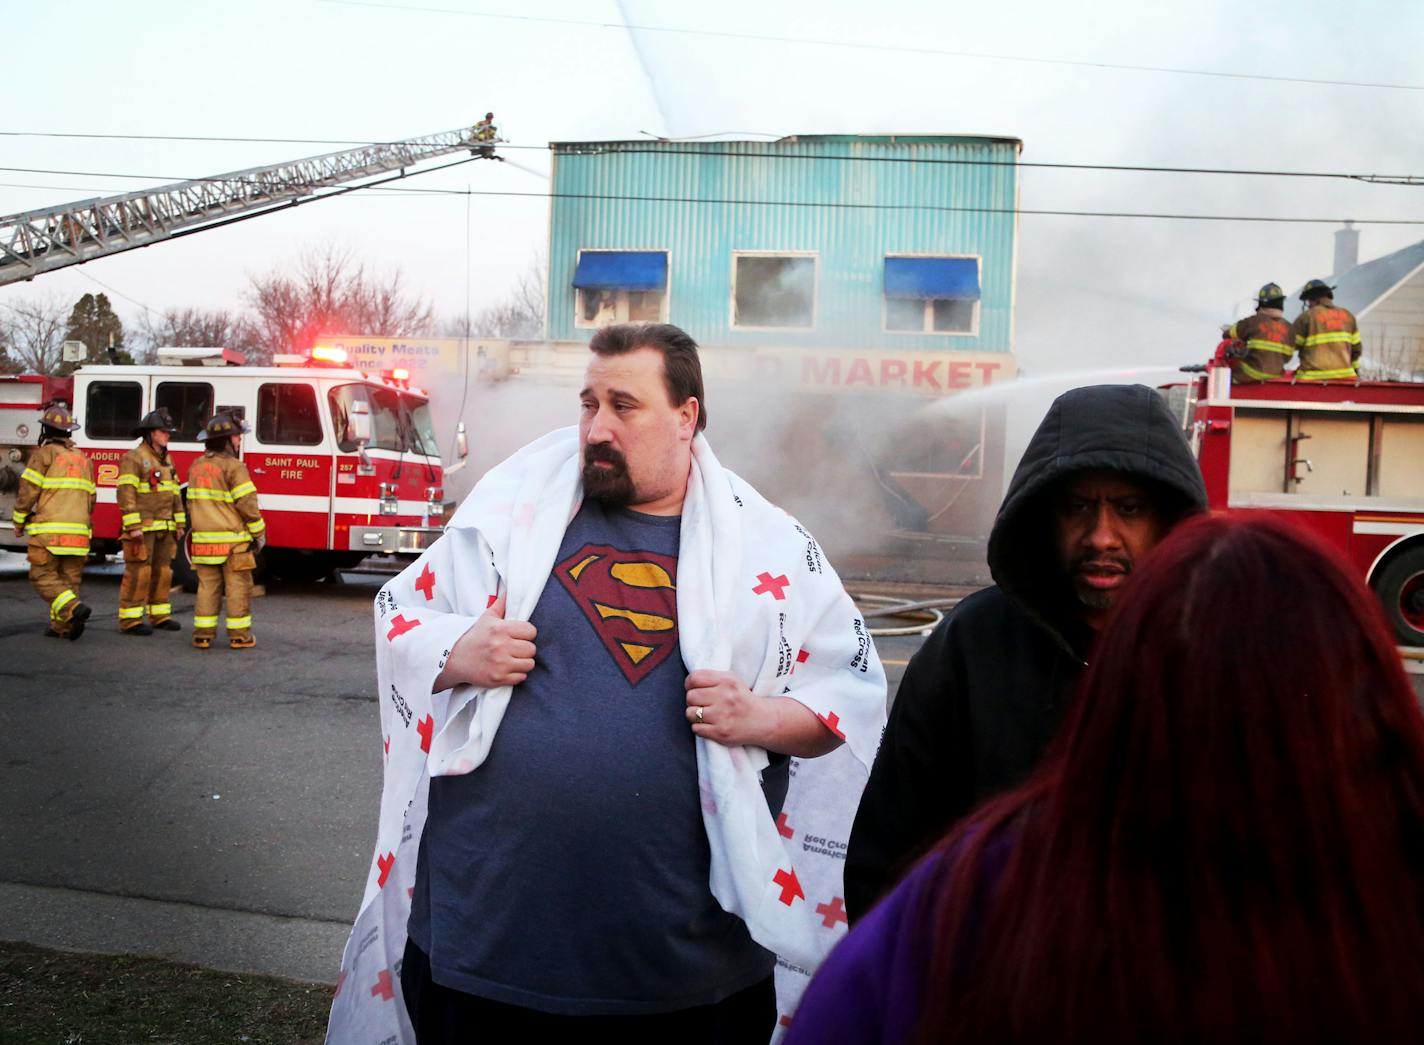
xmin=0 ymin=119 xmax=501 ymax=286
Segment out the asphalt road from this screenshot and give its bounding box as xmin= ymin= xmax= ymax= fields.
xmin=0 ymin=552 xmax=934 ymax=982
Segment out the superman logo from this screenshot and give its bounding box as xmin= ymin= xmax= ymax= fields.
xmin=555 ymin=543 xmax=679 ymax=685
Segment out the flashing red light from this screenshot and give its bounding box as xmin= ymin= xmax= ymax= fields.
xmin=309 ymin=346 xmax=349 ymax=366
xmin=392 ymin=367 xmax=410 ymax=382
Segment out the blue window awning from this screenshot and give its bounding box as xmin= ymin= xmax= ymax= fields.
xmin=883 ymin=256 xmax=980 ymax=300
xmin=573 ymin=251 xmax=668 ymax=292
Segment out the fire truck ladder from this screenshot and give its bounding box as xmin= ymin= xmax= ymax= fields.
xmin=0 ymin=123 xmax=497 ymax=286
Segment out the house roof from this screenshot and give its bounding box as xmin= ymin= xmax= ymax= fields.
xmin=1310 ymin=238 xmax=1424 ymax=316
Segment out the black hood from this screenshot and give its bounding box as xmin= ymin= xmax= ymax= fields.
xmin=986 ymin=384 xmax=1208 ymax=654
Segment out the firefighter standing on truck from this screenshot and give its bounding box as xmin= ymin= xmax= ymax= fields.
xmin=10 ymin=404 xmax=96 ymax=640
xmin=186 ymin=412 xmax=265 ymax=650
xmin=1225 ymin=283 xmax=1295 ymax=383
xmin=116 ymin=408 xmax=186 ymax=635
xmin=1292 ymin=279 xmax=1362 ymax=381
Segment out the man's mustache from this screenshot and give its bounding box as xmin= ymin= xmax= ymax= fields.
xmin=584 ymin=444 xmax=628 ymax=471
xmin=1072 ymin=553 xmax=1131 ymax=575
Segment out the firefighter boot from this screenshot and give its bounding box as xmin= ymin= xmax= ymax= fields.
xmin=125 ymin=622 xmax=155 ymax=636
xmin=66 ymin=602 xmax=92 ymax=642
xmin=155 ymin=619 xmax=182 ymax=632
xmin=230 ymin=633 xmax=257 ymax=649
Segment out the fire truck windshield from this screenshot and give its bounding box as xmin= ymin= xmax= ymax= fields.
xmin=404 ymin=397 xmax=438 ymax=458
xmin=329 ymin=382 xmax=439 ymax=458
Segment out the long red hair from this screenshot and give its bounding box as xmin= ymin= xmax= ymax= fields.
xmin=918 ymin=513 xmax=1424 ymax=1042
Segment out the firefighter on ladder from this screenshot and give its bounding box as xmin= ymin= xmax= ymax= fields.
xmin=10 ymin=404 xmax=96 ymax=640
xmin=1224 ymin=283 xmax=1295 ymax=383
xmin=474 ymin=112 xmax=497 ymax=157
xmin=116 ymin=408 xmax=186 ymax=635
xmin=1292 ymin=279 xmax=1362 ymax=381
xmin=186 ymin=412 xmax=265 ymax=650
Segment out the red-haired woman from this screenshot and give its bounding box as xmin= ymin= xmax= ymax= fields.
xmin=786 ymin=513 xmax=1424 ymax=1043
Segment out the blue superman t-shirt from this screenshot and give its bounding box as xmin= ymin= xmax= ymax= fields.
xmin=409 ymin=500 xmax=783 ymax=1014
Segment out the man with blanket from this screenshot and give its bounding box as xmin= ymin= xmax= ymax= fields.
xmin=329 ymin=323 xmax=885 ymax=1043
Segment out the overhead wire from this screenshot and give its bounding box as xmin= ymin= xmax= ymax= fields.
xmin=0 ymin=155 xmax=489 ymax=273
xmin=4 ymin=169 xmax=1422 ymax=226
xmin=316 ymin=0 xmax=1424 ymax=93
xmin=0 ymin=142 xmax=1421 ymax=185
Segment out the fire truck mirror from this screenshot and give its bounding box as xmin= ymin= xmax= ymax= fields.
xmin=455 ymin=421 xmax=469 ymax=461
xmin=349 ymin=399 xmax=373 ymax=447
xmin=348 ymin=399 xmax=375 ymax=473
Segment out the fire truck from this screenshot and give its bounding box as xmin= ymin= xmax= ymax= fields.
xmin=1163 ymin=357 xmax=1424 ymax=646
xmin=0 ymin=347 xmax=460 ymax=584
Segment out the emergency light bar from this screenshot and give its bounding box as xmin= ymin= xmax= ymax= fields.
xmin=154 ymin=346 xmax=247 ymax=367
xmin=309 ymin=346 xmax=349 ymax=366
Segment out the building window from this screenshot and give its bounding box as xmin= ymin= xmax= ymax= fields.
xmin=84 ymin=381 xmax=143 ymax=440
xmin=154 ymin=381 xmax=214 ymax=442
xmin=733 ymin=254 xmax=816 ymax=329
xmin=883 ymin=256 xmax=980 ymax=335
xmin=257 ymin=383 xmax=323 ymax=446
xmin=573 ymin=250 xmax=669 ymax=328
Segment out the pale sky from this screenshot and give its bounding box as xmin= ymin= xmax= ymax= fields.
xmin=4 ymin=0 xmax=1422 ymax=377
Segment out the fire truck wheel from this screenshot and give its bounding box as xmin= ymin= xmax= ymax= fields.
xmin=1375 ymin=547 xmax=1424 ymax=647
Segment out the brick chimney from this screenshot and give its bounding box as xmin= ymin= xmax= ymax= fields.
xmin=1333 ymin=221 xmax=1360 ymax=277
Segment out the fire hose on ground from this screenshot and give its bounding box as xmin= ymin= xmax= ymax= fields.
xmin=851 ymin=594 xmax=962 ymax=637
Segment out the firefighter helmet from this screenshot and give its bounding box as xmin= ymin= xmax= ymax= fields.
xmin=1256 ymin=282 xmax=1286 ymax=306
xmin=40 ymin=403 xmax=80 ymax=432
xmin=1300 ymin=278 xmax=1335 ymax=301
xmin=132 ymin=407 xmax=177 ymax=438
xmin=201 ymin=412 xmax=251 ymax=440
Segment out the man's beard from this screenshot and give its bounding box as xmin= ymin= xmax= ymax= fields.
xmin=582 ymin=444 xmax=636 ymax=508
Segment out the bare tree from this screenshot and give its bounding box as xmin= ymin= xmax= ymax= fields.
xmin=133 ymin=307 xmax=258 ymax=362
xmin=446 ymin=252 xmax=546 ymax=340
xmin=0 ymin=295 xmax=69 ymax=373
xmin=244 ymin=244 xmax=435 ymax=362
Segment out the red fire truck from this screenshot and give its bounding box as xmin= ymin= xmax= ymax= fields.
xmin=0 ymin=347 xmax=458 ymax=583
xmin=1163 ymin=358 xmax=1424 ymax=646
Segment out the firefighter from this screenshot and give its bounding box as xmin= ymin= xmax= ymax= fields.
xmin=116 ymin=408 xmax=186 ymax=635
xmin=10 ymin=404 xmax=96 ymax=640
xmin=1224 ymin=282 xmax=1294 ymax=383
xmin=187 ymin=412 xmax=265 ymax=650
xmin=1292 ymin=279 xmax=1362 ymax=381
xmin=475 ymin=112 xmax=497 ymax=157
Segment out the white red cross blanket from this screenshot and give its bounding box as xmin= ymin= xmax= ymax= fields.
xmin=326 ymin=428 xmax=886 ymax=1043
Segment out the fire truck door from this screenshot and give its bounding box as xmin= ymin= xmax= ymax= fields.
xmin=81 ymin=374 xmax=154 ymax=533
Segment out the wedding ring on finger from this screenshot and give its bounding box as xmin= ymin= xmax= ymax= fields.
xmin=696 ymin=707 xmax=705 ymax=723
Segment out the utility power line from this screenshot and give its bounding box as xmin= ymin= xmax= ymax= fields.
xmin=4 ymin=168 xmax=1421 ymax=226
xmin=319 ymin=0 xmax=1424 ymax=93
xmin=349 ymin=186 xmax=1424 ymax=226
xmin=2 ymin=148 xmax=1422 ymax=187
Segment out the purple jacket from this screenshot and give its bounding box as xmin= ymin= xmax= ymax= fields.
xmin=784 ymin=830 xmax=1011 ymax=1044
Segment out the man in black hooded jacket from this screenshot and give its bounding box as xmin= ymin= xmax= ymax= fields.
xmin=844 ymin=384 xmax=1208 ymax=921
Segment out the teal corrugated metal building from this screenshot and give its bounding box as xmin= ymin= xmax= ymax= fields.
xmin=545 ymin=135 xmax=1021 ymax=352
